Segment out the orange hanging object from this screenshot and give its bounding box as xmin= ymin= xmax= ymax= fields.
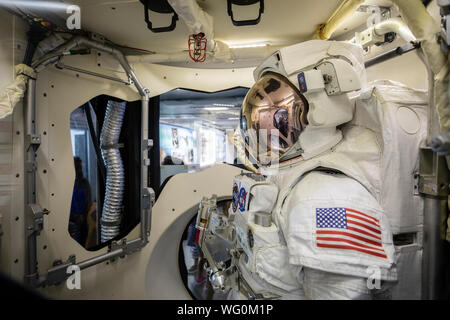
xmin=188 ymin=33 xmax=207 ymax=62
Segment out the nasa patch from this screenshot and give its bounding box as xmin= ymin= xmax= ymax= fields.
xmin=232 ymin=183 xmax=239 ymax=212
xmin=238 ymin=187 xmax=247 ymax=213
xmin=297 ymin=72 xmax=307 ymax=93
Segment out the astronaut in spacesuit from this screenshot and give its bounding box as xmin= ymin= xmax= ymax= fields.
xmin=227 ymin=40 xmax=398 ymax=300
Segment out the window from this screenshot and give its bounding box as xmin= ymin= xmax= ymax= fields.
xmin=69 ymin=96 xmax=142 ymax=250
xmin=159 ymin=87 xmax=249 ymax=185
xmin=69 ymin=104 xmax=99 ymax=249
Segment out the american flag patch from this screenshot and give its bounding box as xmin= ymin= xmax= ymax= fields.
xmin=315 ymin=207 xmax=387 ymax=259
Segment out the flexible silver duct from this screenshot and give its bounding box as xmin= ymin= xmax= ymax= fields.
xmin=100 ymin=100 xmax=126 ymax=242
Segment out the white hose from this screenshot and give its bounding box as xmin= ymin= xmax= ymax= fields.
xmin=374 ymin=17 xmax=416 ymax=43
xmin=167 ymin=0 xmax=216 ymax=50
xmin=0 ymin=64 xmax=35 ymax=119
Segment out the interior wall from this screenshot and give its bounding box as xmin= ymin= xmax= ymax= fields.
xmin=0 ymin=9 xmax=28 ymax=280
xmin=366 ymin=50 xmax=428 ymax=90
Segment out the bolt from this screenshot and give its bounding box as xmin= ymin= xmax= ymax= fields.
xmin=323 ymin=74 xmax=333 ymax=84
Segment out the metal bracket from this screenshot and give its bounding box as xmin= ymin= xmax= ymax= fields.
xmin=89 ymin=33 xmax=107 ymax=44
xmin=25 ymin=204 xmax=49 ymax=237
xmin=45 ymin=255 xmax=76 ymax=287
xmin=357 ymin=5 xmax=391 ymax=19
xmin=143 ymin=139 xmax=153 ymax=166
xmin=25 ymin=134 xmax=41 ymax=152
xmin=40 ymin=235 xmax=151 ymax=287
xmin=418 ymin=147 xmax=450 ymax=198
xmin=110 ymin=238 xmax=142 ymax=257
xmin=148 ymin=187 xmax=156 ymax=206
xmin=128 ymin=74 xmax=134 ymax=86
xmin=143 ymin=187 xmax=151 ymax=210
xmin=146 ymin=138 xmax=154 ymax=149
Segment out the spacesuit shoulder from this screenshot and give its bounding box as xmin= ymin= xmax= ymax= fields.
xmin=282 ymin=171 xmax=397 ymax=281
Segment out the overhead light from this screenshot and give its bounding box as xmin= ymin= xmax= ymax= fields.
xmin=205 ymin=107 xmax=229 ymax=111
xmin=0 ymin=0 xmax=72 ymax=11
xmin=228 ymin=43 xmax=268 ymax=49
xmin=227 ymin=117 xmax=239 ymax=120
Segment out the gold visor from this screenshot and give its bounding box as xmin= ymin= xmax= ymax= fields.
xmin=240 ymin=72 xmax=308 ymax=165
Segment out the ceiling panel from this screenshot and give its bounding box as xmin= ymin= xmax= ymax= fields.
xmin=3 ymin=0 xmax=405 ymax=58
xmin=65 ymin=0 xmax=343 ymax=52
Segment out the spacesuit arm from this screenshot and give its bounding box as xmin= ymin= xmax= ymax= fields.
xmin=301 ymin=266 xmax=373 ymax=300
xmin=280 ymin=172 xmax=397 ymax=299
xmin=301 ymin=266 xmax=394 ymax=300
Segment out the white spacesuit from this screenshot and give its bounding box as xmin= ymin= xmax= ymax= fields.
xmin=226 ymin=40 xmax=403 ymax=300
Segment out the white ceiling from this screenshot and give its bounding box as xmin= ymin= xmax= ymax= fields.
xmin=2 ymin=0 xmax=410 ymax=64
xmin=69 ymin=0 xmax=341 ymax=52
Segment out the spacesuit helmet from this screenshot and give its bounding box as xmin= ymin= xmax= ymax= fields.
xmin=240 ymin=40 xmax=365 ymax=166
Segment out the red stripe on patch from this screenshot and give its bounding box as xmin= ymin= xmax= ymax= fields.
xmin=316 ymin=236 xmax=385 ymax=252
xmin=316 ymin=230 xmax=382 ymax=246
xmin=346 ymin=208 xmax=379 ymax=223
xmin=317 ymin=243 xmax=387 ymax=259
xmin=347 ymin=218 xmax=381 ymax=234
